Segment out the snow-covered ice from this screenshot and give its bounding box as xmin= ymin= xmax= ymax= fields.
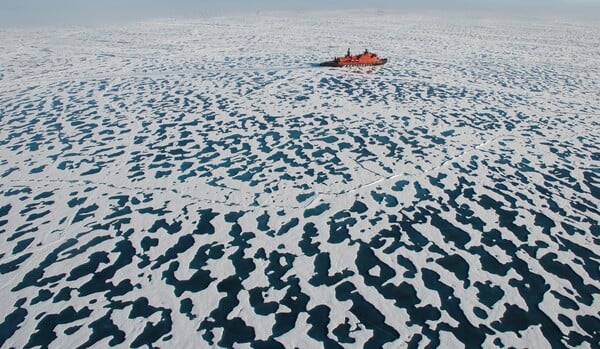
xmin=0 ymin=10 xmax=599 ymax=348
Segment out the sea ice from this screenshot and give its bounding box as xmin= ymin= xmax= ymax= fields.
xmin=0 ymin=10 xmax=598 ymax=348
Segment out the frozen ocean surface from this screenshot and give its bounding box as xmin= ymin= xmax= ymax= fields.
xmin=0 ymin=10 xmax=599 ymax=348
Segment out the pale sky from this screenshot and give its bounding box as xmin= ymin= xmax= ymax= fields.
xmin=0 ymin=0 xmax=598 ymax=26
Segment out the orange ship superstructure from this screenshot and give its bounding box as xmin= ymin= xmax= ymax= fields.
xmin=320 ymin=48 xmax=388 ymax=67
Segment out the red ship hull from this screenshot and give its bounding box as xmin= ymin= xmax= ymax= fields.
xmin=320 ymin=49 xmax=387 ymax=67
xmin=320 ymin=58 xmax=388 ymax=67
